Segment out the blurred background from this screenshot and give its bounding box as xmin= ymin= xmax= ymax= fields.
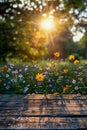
xmin=0 ymin=0 xmax=87 ymax=62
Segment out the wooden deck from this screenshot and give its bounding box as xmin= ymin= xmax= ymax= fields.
xmin=0 ymin=94 xmax=87 ymax=129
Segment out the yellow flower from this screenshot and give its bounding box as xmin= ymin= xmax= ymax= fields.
xmin=63 ymin=85 xmax=70 ymax=93
xmin=24 ymin=55 xmax=28 ymax=59
xmin=2 ymin=65 xmax=7 ymax=69
xmin=69 ymin=55 xmax=75 ymax=60
xmin=36 ymin=73 xmax=44 ymax=81
xmin=0 ymin=79 xmax=2 ymax=83
xmin=51 ymin=61 xmax=55 ymax=66
xmin=13 ymin=60 xmax=18 ymax=64
xmin=74 ymin=60 xmax=79 ymax=64
xmin=53 ymin=92 xmax=59 ymax=96
xmin=63 ymin=69 xmax=68 ymax=74
xmin=54 ymin=52 xmax=60 ymax=57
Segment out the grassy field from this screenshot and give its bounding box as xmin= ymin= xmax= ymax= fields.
xmin=0 ymin=59 xmax=87 ymax=95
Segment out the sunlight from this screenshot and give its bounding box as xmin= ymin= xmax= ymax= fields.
xmin=41 ymin=18 xmax=54 ymax=31
xmin=73 ymin=32 xmax=84 ymax=42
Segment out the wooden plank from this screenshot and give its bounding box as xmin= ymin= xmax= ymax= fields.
xmin=0 ymin=117 xmax=87 ymax=129
xmin=0 ymin=94 xmax=87 ymax=129
xmin=0 ymin=94 xmax=87 ymax=100
xmin=0 ymin=99 xmax=87 ymax=107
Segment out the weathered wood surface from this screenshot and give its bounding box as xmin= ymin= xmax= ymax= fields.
xmin=0 ymin=94 xmax=87 ymax=129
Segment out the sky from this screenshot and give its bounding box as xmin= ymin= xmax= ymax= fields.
xmin=73 ymin=32 xmax=84 ymax=42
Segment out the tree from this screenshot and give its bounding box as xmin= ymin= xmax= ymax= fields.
xmin=0 ymin=0 xmax=87 ymax=61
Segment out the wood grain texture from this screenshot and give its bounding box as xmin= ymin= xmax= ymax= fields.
xmin=0 ymin=94 xmax=87 ymax=129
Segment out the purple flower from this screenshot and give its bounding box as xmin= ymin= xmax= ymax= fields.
xmin=37 ymin=82 xmax=42 ymax=86
xmin=78 ymin=78 xmax=83 ymax=81
xmin=5 ymin=85 xmax=10 ymax=90
xmin=6 ymin=74 xmax=9 ymax=78
xmin=46 ymin=67 xmax=50 ymax=71
xmin=76 ymin=93 xmax=81 ymax=97
xmin=44 ymin=71 xmax=48 ymax=75
xmin=14 ymin=79 xmax=17 ymax=83
xmin=49 ymin=84 xmax=52 ymax=87
xmin=72 ymin=79 xmax=76 ymax=84
xmin=30 ymin=76 xmax=33 ymax=80
xmin=74 ymin=86 xmax=78 ymax=90
xmin=14 ymin=70 xmax=18 ymax=74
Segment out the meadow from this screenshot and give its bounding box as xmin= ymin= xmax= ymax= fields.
xmin=0 ymin=54 xmax=87 ymax=95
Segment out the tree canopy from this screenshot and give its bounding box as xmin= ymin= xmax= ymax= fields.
xmin=0 ymin=0 xmax=87 ymax=61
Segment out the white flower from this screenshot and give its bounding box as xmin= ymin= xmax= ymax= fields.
xmin=7 ymin=68 xmax=11 ymax=72
xmin=14 ymin=70 xmax=18 ymax=74
xmin=24 ymin=68 xmax=28 ymax=72
xmin=19 ymin=74 xmax=23 ymax=78
xmin=23 ymin=87 xmax=28 ymax=93
xmin=14 ymin=79 xmax=17 ymax=83
xmin=72 ymin=79 xmax=76 ymax=84
xmin=6 ymin=74 xmax=9 ymax=77
xmin=74 ymin=86 xmax=78 ymax=90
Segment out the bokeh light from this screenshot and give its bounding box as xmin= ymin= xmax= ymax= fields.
xmin=41 ymin=18 xmax=54 ymax=31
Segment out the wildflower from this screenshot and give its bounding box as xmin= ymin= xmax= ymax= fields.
xmin=14 ymin=78 xmax=17 ymax=83
xmin=72 ymin=79 xmax=76 ymax=84
xmin=78 ymin=77 xmax=83 ymax=81
xmin=63 ymin=85 xmax=70 ymax=93
xmin=63 ymin=69 xmax=68 ymax=74
xmin=37 ymin=82 xmax=42 ymax=86
xmin=5 ymin=85 xmax=10 ymax=90
xmin=19 ymin=69 xmax=22 ymax=72
xmin=0 ymin=79 xmax=2 ymax=83
xmin=54 ymin=52 xmax=60 ymax=57
xmin=36 ymin=73 xmax=44 ymax=81
xmin=53 ymin=92 xmax=59 ymax=96
xmin=30 ymin=76 xmax=34 ymax=80
xmin=6 ymin=74 xmax=9 ymax=78
xmin=74 ymin=86 xmax=79 ymax=90
xmin=49 ymin=84 xmax=52 ymax=87
xmin=69 ymin=55 xmax=75 ymax=60
xmin=24 ymin=55 xmax=28 ymax=59
xmin=76 ymin=93 xmax=81 ymax=97
xmin=13 ymin=60 xmax=18 ymax=64
xmin=14 ymin=70 xmax=18 ymax=74
xmin=24 ymin=68 xmax=28 ymax=72
xmin=48 ymin=79 xmax=51 ymax=82
xmin=23 ymin=87 xmax=29 ymax=93
xmin=19 ymin=74 xmax=23 ymax=78
xmin=46 ymin=67 xmax=50 ymax=71
xmin=2 ymin=65 xmax=7 ymax=70
xmin=74 ymin=60 xmax=79 ymax=64
xmin=7 ymin=68 xmax=11 ymax=72
xmin=44 ymin=71 xmax=48 ymax=75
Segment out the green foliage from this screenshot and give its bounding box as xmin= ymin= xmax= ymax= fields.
xmin=79 ymin=31 xmax=87 ymax=59
xmin=0 ymin=0 xmax=87 ymax=61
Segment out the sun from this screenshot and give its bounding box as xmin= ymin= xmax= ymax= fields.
xmin=41 ymin=18 xmax=54 ymax=31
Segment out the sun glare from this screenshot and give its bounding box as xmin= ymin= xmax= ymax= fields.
xmin=41 ymin=18 xmax=54 ymax=31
